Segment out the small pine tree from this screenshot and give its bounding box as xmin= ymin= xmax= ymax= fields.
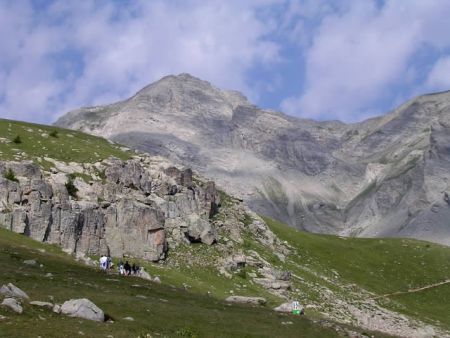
xmin=49 ymin=130 xmax=58 ymax=138
xmin=12 ymin=135 xmax=22 ymax=144
xmin=3 ymin=168 xmax=18 ymax=182
xmin=65 ymin=174 xmax=78 ymax=198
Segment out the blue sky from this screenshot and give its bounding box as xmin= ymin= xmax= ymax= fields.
xmin=1 ymin=0 xmax=450 ymax=124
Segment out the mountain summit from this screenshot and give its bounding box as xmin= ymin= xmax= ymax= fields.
xmin=55 ymin=74 xmax=450 ymax=246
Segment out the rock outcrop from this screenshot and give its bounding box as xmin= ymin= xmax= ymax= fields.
xmin=0 ymin=156 xmax=220 ymax=261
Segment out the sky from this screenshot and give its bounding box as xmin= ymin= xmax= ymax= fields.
xmin=1 ymin=0 xmax=450 ymax=124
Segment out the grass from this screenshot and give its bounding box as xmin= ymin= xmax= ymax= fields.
xmin=0 ymin=118 xmax=131 ymax=167
xmin=0 ymin=229 xmax=341 ymax=338
xmin=263 ymin=216 xmax=450 ymax=330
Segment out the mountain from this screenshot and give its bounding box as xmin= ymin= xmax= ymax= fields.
xmin=55 ymin=74 xmax=450 ymax=246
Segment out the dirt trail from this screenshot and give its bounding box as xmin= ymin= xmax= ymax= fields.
xmin=373 ymin=279 xmax=450 ymax=300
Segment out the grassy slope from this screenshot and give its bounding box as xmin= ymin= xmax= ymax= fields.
xmin=264 ymin=216 xmax=450 ymax=330
xmin=0 ymin=229 xmax=338 ymax=338
xmin=0 ymin=118 xmax=130 ymax=166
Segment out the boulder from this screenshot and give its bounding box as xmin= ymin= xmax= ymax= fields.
xmin=186 ymin=214 xmax=217 ymax=245
xmin=225 ymin=296 xmax=266 ymax=305
xmin=60 ymin=298 xmax=105 ymax=322
xmin=0 ymin=283 xmax=29 ymax=300
xmin=1 ymin=298 xmax=23 ymax=313
xmin=138 ymin=269 xmax=152 ymax=281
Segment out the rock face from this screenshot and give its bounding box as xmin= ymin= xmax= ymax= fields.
xmin=60 ymin=298 xmax=104 ymax=322
xmin=0 ymin=156 xmax=219 ymax=261
xmin=55 ymin=74 xmax=450 ymax=245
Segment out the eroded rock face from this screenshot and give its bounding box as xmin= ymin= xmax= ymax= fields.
xmin=0 ymin=158 xmax=220 ymax=261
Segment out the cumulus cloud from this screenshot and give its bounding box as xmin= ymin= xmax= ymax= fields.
xmin=282 ymin=0 xmax=450 ymax=121
xmin=0 ymin=0 xmax=280 ymax=123
xmin=426 ymin=56 xmax=450 ymax=90
xmin=1 ymin=0 xmax=450 ymax=124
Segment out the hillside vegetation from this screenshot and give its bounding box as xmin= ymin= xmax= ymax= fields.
xmin=0 ymin=118 xmax=130 ymax=166
xmin=0 ymin=228 xmax=344 ymax=338
xmin=264 ymin=216 xmax=450 ymax=332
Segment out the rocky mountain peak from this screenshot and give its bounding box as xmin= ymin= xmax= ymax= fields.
xmin=55 ymin=75 xmax=450 ymax=247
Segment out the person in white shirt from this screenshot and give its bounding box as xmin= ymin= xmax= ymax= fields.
xmin=99 ymin=255 xmax=108 ymax=271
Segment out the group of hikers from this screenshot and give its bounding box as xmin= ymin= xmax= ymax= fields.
xmin=99 ymin=255 xmax=141 ymax=276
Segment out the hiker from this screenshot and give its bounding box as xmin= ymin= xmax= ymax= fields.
xmin=106 ymin=256 xmax=112 ymax=270
xmin=119 ymin=260 xmax=124 ymax=276
xmin=124 ymin=261 xmax=131 ymax=276
xmin=99 ymin=255 xmax=107 ymax=271
xmin=132 ymin=263 xmax=138 ymax=275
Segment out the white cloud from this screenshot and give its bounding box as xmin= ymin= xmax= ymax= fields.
xmin=426 ymin=56 xmax=450 ymax=90
xmin=282 ymin=0 xmax=450 ymax=121
xmin=0 ymin=0 xmax=280 ymax=123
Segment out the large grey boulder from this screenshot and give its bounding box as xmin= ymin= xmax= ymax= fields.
xmin=186 ymin=214 xmax=217 ymax=245
xmin=60 ymin=298 xmax=105 ymax=322
xmin=225 ymin=296 xmax=266 ymax=305
xmin=0 ymin=283 xmax=29 ymax=300
xmin=1 ymin=298 xmax=23 ymax=313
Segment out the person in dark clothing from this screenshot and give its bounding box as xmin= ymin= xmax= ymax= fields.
xmin=132 ymin=263 xmax=137 ymax=275
xmin=124 ymin=261 xmax=131 ymax=276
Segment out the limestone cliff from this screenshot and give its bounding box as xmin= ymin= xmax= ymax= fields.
xmin=0 ymin=156 xmax=220 ymax=261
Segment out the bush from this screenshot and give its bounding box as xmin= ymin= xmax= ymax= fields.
xmin=65 ymin=174 xmax=78 ymax=198
xmin=12 ymin=135 xmax=22 ymax=144
xmin=3 ymin=168 xmax=18 ymax=182
xmin=49 ymin=130 xmax=58 ymax=138
xmin=236 ymin=267 xmax=247 ymax=279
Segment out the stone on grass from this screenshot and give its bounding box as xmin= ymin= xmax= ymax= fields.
xmin=139 ymin=269 xmax=152 ymax=281
xmin=0 ymin=283 xmax=29 ymax=300
xmin=30 ymin=301 xmax=54 ymax=309
xmin=53 ymin=304 xmax=61 ymax=313
xmin=123 ymin=316 xmax=134 ymax=321
xmin=153 ymin=276 xmax=161 ymax=284
xmin=60 ymin=298 xmax=104 ymax=322
xmin=1 ymin=298 xmax=23 ymax=314
xmin=274 ymin=302 xmax=304 ymax=313
xmin=225 ymin=296 xmax=266 ymax=305
xmin=23 ymin=259 xmax=37 ymax=266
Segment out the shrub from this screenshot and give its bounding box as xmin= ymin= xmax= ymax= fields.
xmin=12 ymin=135 xmax=22 ymax=144
xmin=65 ymin=174 xmax=78 ymax=198
xmin=3 ymin=168 xmax=18 ymax=182
xmin=236 ymin=267 xmax=247 ymax=279
xmin=49 ymin=130 xmax=58 ymax=138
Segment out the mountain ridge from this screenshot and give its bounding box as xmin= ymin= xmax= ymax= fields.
xmin=55 ymin=74 xmax=450 ymax=246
